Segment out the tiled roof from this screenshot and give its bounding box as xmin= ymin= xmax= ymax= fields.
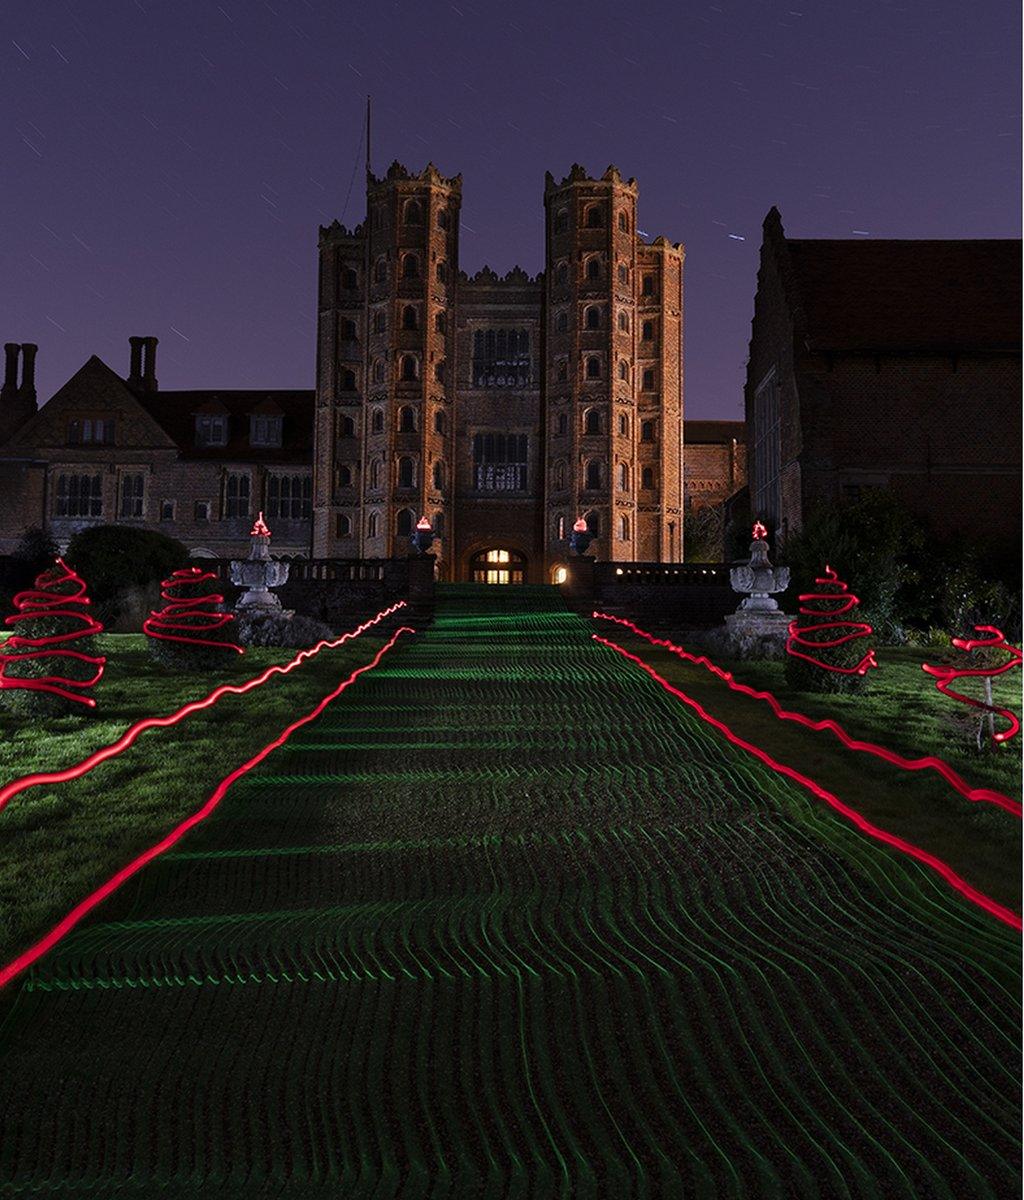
xmin=135 ymin=389 xmax=314 ymax=462
xmin=785 ymin=238 xmax=1021 ymax=353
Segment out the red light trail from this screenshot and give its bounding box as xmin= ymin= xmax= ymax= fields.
xmin=0 ymin=602 xmax=407 ymax=814
xmin=142 ymin=566 xmax=244 ymax=654
xmin=0 ymin=624 xmax=415 ymax=991
xmin=592 ymin=612 xmax=1020 ymax=817
xmin=593 ymin=632 xmax=1021 ymax=931
xmin=923 ymin=626 xmax=1023 ymax=745
xmin=786 ymin=565 xmax=878 ymax=678
xmin=0 ymin=558 xmax=107 ymax=708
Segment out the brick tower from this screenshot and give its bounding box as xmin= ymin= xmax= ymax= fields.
xmin=542 ymin=166 xmax=683 ymax=568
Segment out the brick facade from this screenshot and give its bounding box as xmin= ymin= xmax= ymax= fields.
xmin=683 ymin=420 xmax=747 ymax=511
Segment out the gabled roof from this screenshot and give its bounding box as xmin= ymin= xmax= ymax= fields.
xmin=134 ymin=389 xmax=314 ymax=462
xmin=776 ymin=224 xmax=1022 ymax=353
xmin=685 ymin=419 xmax=745 ymax=444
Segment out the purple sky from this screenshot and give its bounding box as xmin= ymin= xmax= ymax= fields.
xmin=2 ymin=0 xmax=1019 ymax=419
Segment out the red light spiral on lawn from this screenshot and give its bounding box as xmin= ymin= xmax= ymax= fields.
xmin=923 ymin=626 xmax=1022 ymax=744
xmin=0 ymin=558 xmax=106 ymax=708
xmin=142 ymin=567 xmax=243 ymax=654
xmin=786 ymin=564 xmax=878 ymax=678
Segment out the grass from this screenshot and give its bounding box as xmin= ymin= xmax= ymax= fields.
xmin=0 ymin=628 xmax=396 ymax=970
xmin=605 ymin=628 xmax=1022 ymax=911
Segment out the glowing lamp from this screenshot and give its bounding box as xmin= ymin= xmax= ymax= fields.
xmin=250 ymin=511 xmax=272 ymax=538
xmin=572 ymin=517 xmax=588 ymax=533
xmin=752 ymin=521 xmax=768 ymax=540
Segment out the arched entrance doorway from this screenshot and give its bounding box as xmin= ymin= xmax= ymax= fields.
xmin=470 ymin=548 xmax=526 ymax=584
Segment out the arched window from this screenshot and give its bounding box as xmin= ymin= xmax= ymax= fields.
xmin=556 ymin=262 xmax=568 ymax=286
xmin=342 ymin=318 xmax=358 ymax=339
xmin=336 ymin=513 xmax=351 ymax=537
xmin=372 ymin=359 xmax=385 ymax=384
xmin=434 ymin=408 xmax=446 ymax=434
xmin=339 ymin=414 xmax=356 ymax=437
xmin=585 ymin=205 xmax=604 ymax=228
xmin=434 ymin=361 xmax=445 ymax=383
xmin=642 ymin=369 xmax=655 ymax=391
xmin=341 ymin=368 xmax=357 ymax=391
xmin=642 ymin=320 xmax=655 ymax=341
xmin=585 ymin=460 xmax=602 ymax=490
xmin=374 ymin=258 xmax=387 ymax=283
xmin=554 ymin=209 xmax=568 ymax=234
xmin=397 ymin=456 xmax=415 ymax=488
xmin=402 ymin=253 xmax=420 ymax=279
xmin=404 ymin=199 xmax=422 ymax=225
xmin=336 ymin=465 xmax=352 ymax=487
xmin=641 ymin=466 xmax=654 ymax=489
xmin=342 ymin=267 xmax=358 ymax=290
xmin=620 ymin=514 xmax=630 ymax=540
xmin=371 ymin=408 xmax=384 ymax=434
xmin=398 ymin=405 xmax=416 ymax=433
xmin=585 ymin=305 xmax=601 ymax=330
xmin=618 ymin=211 xmax=628 ymax=232
xmin=618 ymin=462 xmax=629 ymax=491
xmin=617 ymin=263 xmax=628 ymax=285
xmin=642 ymin=274 xmax=655 ymax=296
xmin=618 ymin=311 xmax=629 ymax=332
xmin=586 ymin=257 xmax=601 ymax=281
xmin=435 ymin=310 xmax=447 ymax=334
xmin=557 ymin=412 xmax=568 ymax=436
xmin=641 ymin=419 xmax=656 ymax=442
xmin=402 ymin=305 xmax=418 ymax=330
xmin=436 ymin=261 xmax=448 ymax=283
xmin=557 ymin=515 xmax=566 ymax=539
xmin=555 ymin=461 xmax=566 ymax=490
xmin=618 ymin=413 xmax=628 ymax=437
xmin=370 ymin=458 xmax=382 ymax=487
xmin=555 ymin=310 xmax=568 ymax=333
xmin=437 ymin=209 xmax=450 ymax=230
xmin=585 ymin=510 xmax=600 ymax=536
xmin=618 ymin=361 xmax=629 ymax=381
xmin=586 ymin=356 xmax=601 ymax=379
xmin=584 ymin=408 xmax=602 ymax=435
xmin=432 ymin=461 xmax=445 ymax=489
xmin=368 ymin=510 xmax=379 ymax=538
xmin=400 ymin=355 xmax=418 ymax=381
xmin=373 ymin=310 xmax=386 ymax=334
xmin=397 ymin=508 xmax=414 ymax=536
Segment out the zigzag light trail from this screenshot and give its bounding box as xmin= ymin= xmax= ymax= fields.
xmin=0 ymin=587 xmax=1018 ymax=1197
xmin=0 ymin=601 xmax=406 ymax=813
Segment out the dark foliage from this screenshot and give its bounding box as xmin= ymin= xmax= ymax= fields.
xmin=65 ymin=525 xmax=187 ymax=625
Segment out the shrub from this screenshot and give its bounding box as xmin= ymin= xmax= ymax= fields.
xmin=683 ymin=505 xmax=725 ymax=562
xmin=145 ymin=566 xmax=241 ymax=672
xmin=65 ymin=525 xmax=187 ymax=627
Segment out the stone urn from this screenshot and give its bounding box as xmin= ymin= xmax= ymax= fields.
xmin=723 ymin=522 xmax=791 ymax=657
xmin=230 ymin=512 xmax=290 ymax=611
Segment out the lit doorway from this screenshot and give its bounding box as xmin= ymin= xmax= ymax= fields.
xmin=470 ymin=548 xmax=526 ymax=584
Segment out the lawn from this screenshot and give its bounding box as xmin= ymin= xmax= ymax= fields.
xmin=0 ymin=626 xmax=397 ymax=970
xmin=598 ymin=626 xmax=1023 ymax=912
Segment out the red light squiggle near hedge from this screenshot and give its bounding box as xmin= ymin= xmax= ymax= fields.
xmin=923 ymin=627 xmax=1022 ymax=745
xmin=0 ymin=624 xmax=416 ymax=991
xmin=0 ymin=601 xmax=407 ymax=814
xmin=0 ymin=558 xmax=107 ymax=708
xmin=592 ymin=612 xmax=1020 ymax=817
xmin=142 ymin=566 xmax=244 ymax=654
xmin=593 ymin=633 xmax=1021 ymax=932
xmin=787 ymin=564 xmax=878 ymax=678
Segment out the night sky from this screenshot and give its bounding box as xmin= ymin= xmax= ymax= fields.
xmin=2 ymin=0 xmax=1019 ymax=419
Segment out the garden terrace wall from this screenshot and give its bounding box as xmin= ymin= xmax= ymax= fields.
xmin=591 ymin=561 xmax=735 ymax=628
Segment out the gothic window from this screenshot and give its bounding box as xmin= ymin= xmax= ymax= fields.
xmin=336 ymin=513 xmax=351 ymax=537
xmin=437 ymin=209 xmax=450 ymax=230
xmin=585 ymin=460 xmax=603 ymax=490
xmin=342 ymin=267 xmax=358 ymax=290
xmin=368 ymin=510 xmax=379 ymax=538
xmin=620 ymin=514 xmax=630 ymax=540
xmin=398 ymin=405 xmax=416 ymax=433
xmin=370 ymin=458 xmax=382 ymax=487
xmin=642 ymin=368 xmax=655 ymax=391
xmin=336 ymin=464 xmax=352 ymax=488
xmin=642 ymin=274 xmax=656 ymax=296
xmin=585 ymin=510 xmax=600 ymax=536
xmin=340 ymin=369 xmax=357 ymax=391
xmin=225 ymin=473 xmax=251 ymax=520
xmin=435 ymin=310 xmax=447 ymax=334
xmin=586 ymin=257 xmax=602 ymax=281
xmin=371 ymin=408 xmax=384 ymax=434
xmin=472 ymin=431 xmax=528 ymax=491
xmin=339 ymin=414 xmax=356 ymax=437
xmin=618 ymin=462 xmax=629 ymax=491
xmin=584 ymin=408 xmax=602 ymax=435
xmin=434 ymin=361 xmax=445 ymax=383
xmin=618 ymin=211 xmax=628 ymax=232
xmin=618 ymin=310 xmax=629 ymax=332
xmin=372 ymin=360 xmax=385 ymax=384
xmin=585 ymin=305 xmax=601 ymax=330
xmin=404 ymin=199 xmax=423 ymax=225
xmin=432 ymin=461 xmax=445 ymax=489
xmin=554 ymin=209 xmax=568 ymax=234
xmin=557 ymin=412 xmax=568 ymax=436
xmin=585 ymin=204 xmax=604 ymax=228
xmin=397 ymin=508 xmax=414 ymax=536
xmin=554 ymin=461 xmax=566 ymax=490
xmin=556 ymin=262 xmax=568 ymax=286
xmin=397 ymin=456 xmax=415 ymax=488
xmin=642 ymin=466 xmax=655 ymax=489
xmin=434 ymin=408 xmax=446 ymax=434
xmin=373 ymin=310 xmax=386 ymax=333
xmin=342 ymin=318 xmax=358 ymax=339
xmin=557 ymin=515 xmax=566 ymax=539
xmin=585 ymin=356 xmax=601 ymax=379
xmin=642 ymin=320 xmax=655 ymax=341
xmin=618 ymin=361 xmax=629 ymax=381
xmin=119 ymin=473 xmax=144 ymax=518
xmin=555 ymin=310 xmax=568 ymax=333
xmin=617 ymin=263 xmax=628 ymax=285
xmin=400 ymin=355 xmax=418 ymax=381
xmin=471 ymin=328 xmax=531 ymax=388
xmin=618 ymin=413 xmax=628 ymax=437
xmin=641 ymin=419 xmax=657 ymax=442
xmin=752 ymin=370 xmax=782 ymax=530
xmin=401 ymin=253 xmax=420 ymax=279
xmin=436 ymin=261 xmax=448 ymax=283
xmin=402 ymin=305 xmax=418 ymax=330
xmin=374 ymin=258 xmax=387 ymax=283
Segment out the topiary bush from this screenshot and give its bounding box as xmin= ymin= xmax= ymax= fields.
xmin=145 ymin=566 xmax=242 ymax=672
xmin=64 ymin=525 xmax=187 ymax=629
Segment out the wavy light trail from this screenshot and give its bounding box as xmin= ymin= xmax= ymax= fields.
xmin=923 ymin=626 xmax=1022 ymax=745
xmin=142 ymin=567 xmax=244 ymax=654
xmin=0 ymin=602 xmax=407 ymax=813
xmin=593 ymin=632 xmax=1022 ymax=932
xmin=786 ymin=565 xmax=878 ymax=678
xmin=0 ymin=624 xmax=416 ymax=991
xmin=593 ymin=612 xmax=1020 ymax=818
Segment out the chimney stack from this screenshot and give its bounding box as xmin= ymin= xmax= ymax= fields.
xmin=20 ymin=343 xmax=37 ymax=403
xmin=2 ymin=344 xmax=18 ymax=399
xmin=128 ymin=336 xmax=145 ymax=389
xmin=143 ymin=336 xmax=158 ymax=391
